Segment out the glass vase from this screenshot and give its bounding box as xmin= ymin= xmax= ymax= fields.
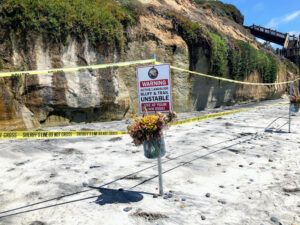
xmin=291 ymin=103 xmax=300 ymax=113
xmin=143 ymin=137 xmax=166 ymax=159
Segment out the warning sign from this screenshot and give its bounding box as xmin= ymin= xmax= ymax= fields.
xmin=137 ymin=64 xmax=172 ymax=114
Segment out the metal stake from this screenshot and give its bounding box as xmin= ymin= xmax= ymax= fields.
xmin=157 ymin=150 xmax=164 ymax=196
xmin=289 ymin=83 xmax=293 ymax=133
xmin=288 ymin=101 xmax=291 ymax=133
xmin=152 ymin=53 xmax=163 ymax=195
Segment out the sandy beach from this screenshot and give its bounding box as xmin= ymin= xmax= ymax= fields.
xmin=0 ymin=99 xmax=299 ymax=225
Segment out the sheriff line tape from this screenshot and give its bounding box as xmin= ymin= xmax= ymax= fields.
xmin=0 ymin=56 xmax=294 ymax=139
xmin=170 ymin=109 xmax=248 ymax=126
xmin=0 ymin=59 xmax=156 ymax=78
xmin=0 ymin=108 xmax=247 ymax=140
xmin=0 ymin=131 xmax=127 ymax=140
xmin=0 ymin=101 xmax=290 ymax=140
xmin=2 ymin=59 xmax=298 ymax=86
xmin=1 ymin=103 xmax=288 ymax=140
xmin=165 ymin=63 xmax=300 ymax=86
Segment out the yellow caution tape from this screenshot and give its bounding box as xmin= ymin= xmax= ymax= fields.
xmin=3 ymin=102 xmax=289 ymax=140
xmin=170 ymin=109 xmax=248 ymax=126
xmin=0 ymin=59 xmax=156 ymax=78
xmin=164 ymin=63 xmax=300 ymax=86
xmin=0 ymin=109 xmax=246 ymax=140
xmin=0 ymin=102 xmax=289 ymax=140
xmin=1 ymin=58 xmax=298 ymax=86
xmin=0 ymin=130 xmax=127 ymax=140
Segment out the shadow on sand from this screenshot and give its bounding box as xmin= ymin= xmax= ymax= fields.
xmin=93 ymin=187 xmax=144 ymax=205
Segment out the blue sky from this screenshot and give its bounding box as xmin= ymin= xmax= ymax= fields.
xmin=221 ymin=0 xmax=300 ymax=36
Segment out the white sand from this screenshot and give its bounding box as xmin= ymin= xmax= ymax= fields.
xmin=0 ymin=99 xmax=299 ymax=225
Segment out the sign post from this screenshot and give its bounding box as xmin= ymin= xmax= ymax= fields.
xmin=137 ymin=58 xmax=172 ymax=196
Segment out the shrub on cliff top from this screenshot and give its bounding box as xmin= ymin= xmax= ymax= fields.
xmin=167 ymin=12 xmax=205 ymax=46
xmin=193 ymin=0 xmax=244 ymax=25
xmin=0 ymin=0 xmax=138 ymax=50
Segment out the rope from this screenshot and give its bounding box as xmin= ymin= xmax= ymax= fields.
xmin=166 ymin=63 xmax=300 ymax=86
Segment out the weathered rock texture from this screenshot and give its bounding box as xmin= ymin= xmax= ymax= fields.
xmin=0 ymin=0 xmax=298 ymax=130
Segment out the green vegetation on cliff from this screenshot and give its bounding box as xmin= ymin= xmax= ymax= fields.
xmin=229 ymin=41 xmax=278 ymax=83
xmin=208 ymin=32 xmax=229 ymax=77
xmin=0 ymin=0 xmax=279 ymax=83
xmin=0 ymin=0 xmax=138 ymax=50
xmin=193 ymin=0 xmax=244 ymax=24
xmin=167 ymin=11 xmax=277 ymax=83
xmin=166 ymin=12 xmax=205 ymax=46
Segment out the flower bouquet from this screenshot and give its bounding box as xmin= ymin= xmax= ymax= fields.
xmin=127 ymin=112 xmax=177 ymax=159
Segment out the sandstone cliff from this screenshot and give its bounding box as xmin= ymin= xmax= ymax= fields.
xmin=0 ymin=0 xmax=298 ymax=130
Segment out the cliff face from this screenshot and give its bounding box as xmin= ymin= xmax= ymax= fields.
xmin=0 ymin=0 xmax=298 ymax=130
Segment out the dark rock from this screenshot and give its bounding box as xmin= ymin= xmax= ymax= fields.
xmin=36 ymin=180 xmax=48 ymax=185
xmin=205 ymin=193 xmax=211 ymax=198
xmin=153 ymin=194 xmax=158 ymax=198
xmin=89 ymin=165 xmax=101 ymax=169
xmin=29 ymin=222 xmax=46 ymax=225
xmin=163 ymin=195 xmax=168 ymax=200
xmin=201 ymin=215 xmax=206 ymax=220
xmin=15 ymin=160 xmax=30 ymax=166
xmin=268 ymin=159 xmax=273 ymax=162
xmin=167 ymin=193 xmax=173 ymax=198
xmin=225 ymin=122 xmax=233 ymax=127
xmin=238 ymin=165 xmax=244 ymax=168
xmin=181 ymin=198 xmax=186 ymax=201
xmin=218 ymin=199 xmax=226 ymax=204
xmin=270 ymin=216 xmax=279 ymax=223
xmin=217 ymin=163 xmax=221 ymax=166
xmin=219 ymin=185 xmax=225 ymax=188
xmin=249 ymin=162 xmax=254 ymax=165
xmin=256 ymin=155 xmax=261 ymax=158
xmin=123 ymin=207 xmax=132 ymax=212
xmin=82 ymin=182 xmax=88 ymax=187
xmin=132 ymin=211 xmax=168 ymax=221
xmin=62 ymin=148 xmax=79 ymax=155
xmin=109 ymin=137 xmax=122 ymax=142
xmin=236 ymin=186 xmax=240 ymax=189
xmin=228 ymin=148 xmax=239 ymax=154
xmin=124 ymin=175 xmax=142 ymax=180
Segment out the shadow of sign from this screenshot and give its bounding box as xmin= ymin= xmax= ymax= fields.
xmin=95 ymin=188 xmax=144 ymax=205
